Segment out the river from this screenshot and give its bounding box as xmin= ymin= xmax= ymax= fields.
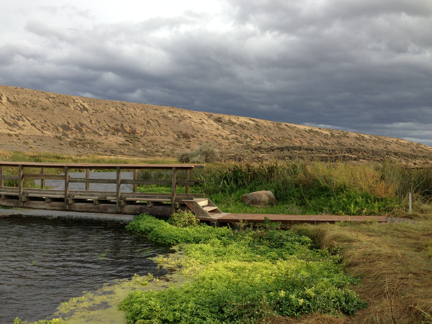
xmin=0 ymin=216 xmax=169 ymax=323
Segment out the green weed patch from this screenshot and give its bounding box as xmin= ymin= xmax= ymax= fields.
xmin=120 ymin=214 xmax=367 ymax=323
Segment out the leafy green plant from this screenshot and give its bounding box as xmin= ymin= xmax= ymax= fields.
xmin=167 ymin=210 xmax=200 ymax=228
xmin=121 ymin=214 xmax=367 ymax=323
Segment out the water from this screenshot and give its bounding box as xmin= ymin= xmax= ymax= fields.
xmin=0 ymin=217 xmax=170 ymax=323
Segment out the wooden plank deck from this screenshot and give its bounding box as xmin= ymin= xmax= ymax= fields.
xmin=197 ymin=213 xmax=387 ymax=223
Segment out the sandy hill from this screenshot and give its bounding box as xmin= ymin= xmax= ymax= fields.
xmin=1 ymin=85 xmax=431 ymax=165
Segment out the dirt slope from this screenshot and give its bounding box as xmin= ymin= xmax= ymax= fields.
xmin=1 ymin=85 xmax=431 ymax=165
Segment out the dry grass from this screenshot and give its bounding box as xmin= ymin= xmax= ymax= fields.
xmin=265 ymin=314 xmax=350 ymax=323
xmin=298 ymin=163 xmax=396 ymax=198
xmin=291 ymin=217 xmax=432 ymax=323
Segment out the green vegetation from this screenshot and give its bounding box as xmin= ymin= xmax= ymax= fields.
xmin=198 ymin=160 xmax=432 ymax=215
xmin=167 ymin=210 xmax=201 ymax=228
xmin=138 ymin=160 xmax=432 ymax=216
xmin=120 ymin=214 xmax=367 ymax=323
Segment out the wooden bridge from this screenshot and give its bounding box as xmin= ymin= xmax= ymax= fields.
xmin=0 ymin=161 xmax=209 ymax=217
xmin=0 ymin=161 xmax=387 ymax=224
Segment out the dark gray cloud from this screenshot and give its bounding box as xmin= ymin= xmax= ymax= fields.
xmin=1 ymin=0 xmax=431 ymax=145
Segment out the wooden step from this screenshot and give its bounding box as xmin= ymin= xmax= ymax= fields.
xmin=183 ymin=198 xmax=223 ymax=217
xmin=196 ymin=199 xmax=209 ymax=207
xmin=203 ymin=206 xmax=218 ymax=212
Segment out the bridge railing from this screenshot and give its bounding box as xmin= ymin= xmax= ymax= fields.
xmin=0 ymin=162 xmax=205 ymax=214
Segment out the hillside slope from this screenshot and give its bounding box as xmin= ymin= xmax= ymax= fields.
xmin=1 ymin=85 xmax=431 ymax=165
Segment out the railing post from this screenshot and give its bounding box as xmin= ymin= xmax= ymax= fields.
xmin=186 ymin=170 xmax=190 ymax=194
xmin=0 ymin=166 xmax=3 ymax=187
xmin=85 ymin=169 xmax=90 ymax=191
xmin=64 ymin=166 xmax=69 ymax=210
xmin=409 ymin=191 xmax=412 ymax=214
xmin=19 ymin=165 xmax=24 ymax=206
xmin=171 ymin=167 xmax=177 ymax=214
xmin=41 ymin=167 xmax=45 ymax=189
xmin=133 ymin=169 xmax=137 ymax=193
xmin=116 ymin=167 xmax=121 ymax=212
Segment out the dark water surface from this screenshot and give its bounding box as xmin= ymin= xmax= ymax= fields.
xmin=0 ymin=217 xmax=170 ymax=323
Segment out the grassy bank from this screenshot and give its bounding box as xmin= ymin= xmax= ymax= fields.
xmin=120 ymin=213 xmax=367 ymax=323
xmin=292 ymin=215 xmax=432 ymax=323
xmin=120 ymin=212 xmax=432 ymax=323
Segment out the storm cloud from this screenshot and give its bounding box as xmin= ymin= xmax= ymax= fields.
xmin=1 ymin=0 xmax=431 ymax=144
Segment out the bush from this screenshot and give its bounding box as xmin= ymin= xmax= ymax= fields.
xmin=167 ymin=210 xmax=200 ymax=228
xmin=178 ymin=143 xmax=219 ymax=163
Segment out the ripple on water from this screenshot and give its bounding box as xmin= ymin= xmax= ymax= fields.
xmin=0 ymin=217 xmax=170 ymax=323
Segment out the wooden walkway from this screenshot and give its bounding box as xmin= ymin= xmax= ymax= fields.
xmin=197 ymin=213 xmax=387 ymax=224
xmin=182 ymin=199 xmax=387 ymax=224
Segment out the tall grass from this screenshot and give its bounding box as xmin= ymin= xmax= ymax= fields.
xmin=131 ymin=160 xmax=432 ymax=215
xmin=196 ymin=160 xmax=432 ymax=215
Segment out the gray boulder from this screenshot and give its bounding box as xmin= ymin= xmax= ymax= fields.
xmin=241 ymin=191 xmax=278 ymax=207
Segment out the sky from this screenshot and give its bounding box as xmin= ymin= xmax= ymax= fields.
xmin=1 ymin=0 xmax=431 ymax=145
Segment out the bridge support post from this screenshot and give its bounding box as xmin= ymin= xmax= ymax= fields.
xmin=116 ymin=167 xmax=121 ymax=213
xmin=19 ymin=165 xmax=23 ymax=206
xmin=86 ymin=169 xmax=90 ymax=191
xmin=171 ymin=167 xmax=177 ymax=215
xmin=133 ymin=169 xmax=137 ymax=193
xmin=64 ymin=166 xmax=69 ymax=210
xmin=41 ymin=168 xmax=45 ymax=189
xmin=1 ymin=166 xmax=4 ymax=187
xmin=186 ymin=170 xmax=190 ymax=194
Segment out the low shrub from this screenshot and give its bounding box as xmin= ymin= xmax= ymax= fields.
xmin=178 ymin=143 xmax=219 ymax=163
xmin=167 ymin=210 xmax=200 ymax=228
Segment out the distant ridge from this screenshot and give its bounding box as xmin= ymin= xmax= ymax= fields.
xmin=1 ymin=85 xmax=431 ymax=165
